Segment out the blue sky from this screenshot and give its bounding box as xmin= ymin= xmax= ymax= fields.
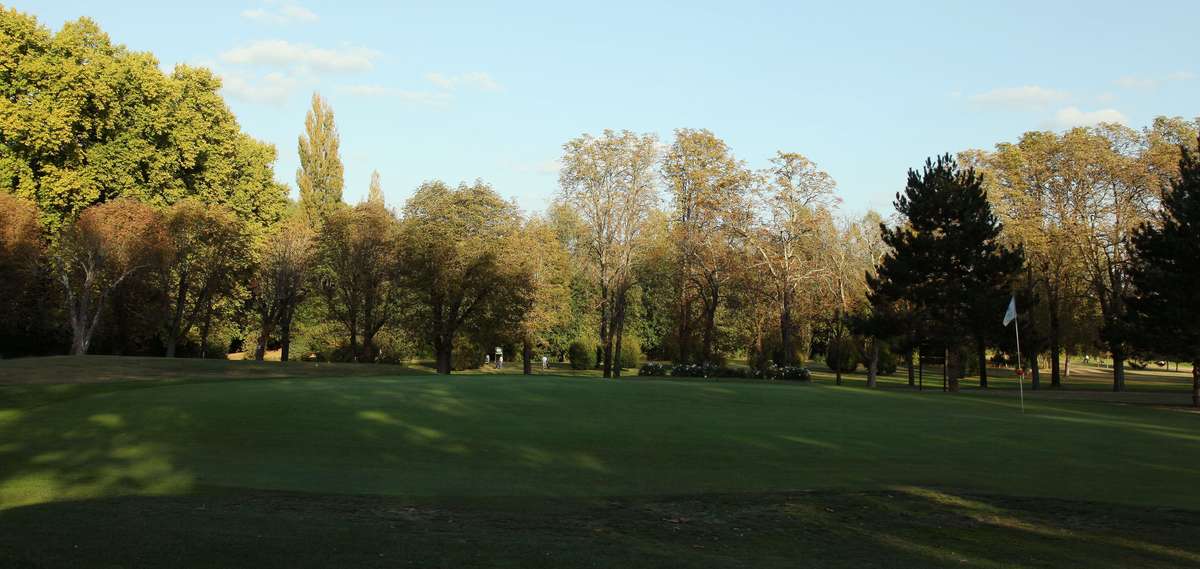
xmin=14 ymin=1 xmax=1200 ymax=215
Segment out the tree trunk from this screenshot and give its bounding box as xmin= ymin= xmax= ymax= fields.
xmin=600 ymin=282 xmax=612 ymax=378
xmin=1111 ymin=348 xmax=1127 ymax=392
xmin=1191 ymin=359 xmax=1199 ymax=408
xmin=280 ymin=311 xmax=293 ymax=363
xmin=701 ymin=285 xmax=718 ymax=365
xmin=522 ymin=338 xmax=532 ymax=375
xmin=677 ymin=295 xmax=692 ymax=364
xmin=613 ymin=288 xmax=628 ymax=378
xmin=866 ymin=338 xmax=879 ymax=388
xmin=1063 ymin=351 xmax=1070 ymax=380
xmin=1030 ymin=352 xmax=1041 ymax=390
xmin=434 ymin=334 xmax=453 ymax=375
xmin=946 ymin=347 xmax=961 ymax=392
xmin=199 ymin=301 xmax=213 ymax=359
xmin=780 ymin=287 xmax=793 ymax=366
xmin=976 ymin=335 xmax=988 ymax=388
xmin=906 ymin=349 xmax=915 ymax=387
xmin=1048 ymin=293 xmax=1062 ymax=388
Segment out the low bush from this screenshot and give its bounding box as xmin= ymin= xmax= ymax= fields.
xmin=825 ymin=336 xmax=860 ymax=373
xmin=877 ymin=344 xmax=899 ymax=375
xmin=638 ymin=362 xmax=669 ymax=376
xmin=752 ymin=364 xmax=812 ymax=381
xmin=666 ymin=363 xmax=751 ymax=379
xmin=568 ymin=340 xmax=595 ymax=370
xmin=616 ymin=337 xmax=641 ymax=369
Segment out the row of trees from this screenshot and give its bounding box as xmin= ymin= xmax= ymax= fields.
xmin=1 ymin=9 xmax=1196 ymax=405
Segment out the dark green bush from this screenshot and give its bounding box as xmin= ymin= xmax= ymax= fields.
xmin=616 ymin=337 xmax=641 ymax=369
xmin=452 ymin=340 xmax=484 ymax=370
xmin=568 ymin=340 xmax=595 ymax=370
xmin=877 ymin=344 xmax=899 ymax=375
xmin=824 ymin=336 xmax=860 ymax=373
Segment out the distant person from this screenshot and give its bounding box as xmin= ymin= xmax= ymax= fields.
xmin=541 ymin=355 xmax=548 ymax=370
xmin=486 ymin=354 xmax=491 ymax=365
xmin=498 ymin=355 xmax=504 ymax=369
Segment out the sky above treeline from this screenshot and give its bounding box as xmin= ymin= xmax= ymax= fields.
xmin=14 ymin=0 xmax=1200 ymax=215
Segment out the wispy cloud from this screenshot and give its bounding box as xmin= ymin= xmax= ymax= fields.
xmin=425 ymin=71 xmax=502 ymax=92
xmin=220 ymin=70 xmax=301 ymax=104
xmin=241 ymin=1 xmax=318 ymax=25
xmin=1114 ymin=71 xmax=1195 ymax=90
xmin=221 ymin=40 xmax=380 ymax=73
xmin=338 ymin=84 xmax=451 ymax=106
xmin=1047 ymin=106 xmax=1127 ymax=130
xmin=968 ymin=85 xmax=1069 ymax=110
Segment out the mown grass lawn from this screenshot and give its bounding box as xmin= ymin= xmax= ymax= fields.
xmin=1 ymin=357 xmax=1198 ymax=568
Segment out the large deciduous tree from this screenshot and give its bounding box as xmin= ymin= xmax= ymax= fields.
xmin=53 ymin=199 xmax=169 ymax=355
xmin=1125 ymin=139 xmax=1200 ymax=407
xmin=252 ymin=214 xmax=315 ymax=362
xmin=297 ymin=93 xmax=344 ymax=224
xmin=160 ymin=200 xmax=249 ymax=357
xmin=397 ymin=180 xmax=523 ymax=374
xmin=661 ymin=128 xmax=752 ymax=364
xmin=0 ymin=192 xmax=46 ymax=355
xmin=871 ymin=155 xmax=1023 ymax=391
xmin=0 ymin=9 xmax=286 ymax=233
xmin=314 ymin=201 xmax=401 ymax=362
xmin=559 ymin=130 xmax=659 ymax=378
xmin=740 ymin=152 xmax=838 ymax=366
xmin=509 ymin=216 xmax=572 ymax=374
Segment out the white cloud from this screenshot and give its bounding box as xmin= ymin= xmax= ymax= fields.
xmin=425 ymin=71 xmax=502 ymax=92
xmin=968 ymin=85 xmax=1069 ymax=110
xmin=1114 ymin=71 xmax=1195 ymax=90
xmin=221 ymin=40 xmax=380 ymax=73
xmin=219 ymin=69 xmax=304 ymax=104
xmin=1048 ymin=106 xmax=1127 ymax=130
xmin=1114 ymin=76 xmax=1157 ymax=90
xmin=338 ymin=84 xmax=451 ymax=106
xmin=241 ymin=1 xmax=318 ymax=25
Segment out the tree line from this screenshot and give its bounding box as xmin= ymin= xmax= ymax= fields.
xmin=1 ymin=8 xmax=1197 ymax=405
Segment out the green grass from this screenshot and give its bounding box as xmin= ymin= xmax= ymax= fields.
xmin=1 ymin=356 xmax=1198 ymax=568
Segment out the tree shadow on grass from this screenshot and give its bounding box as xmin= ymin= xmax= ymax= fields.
xmin=1 ymin=490 xmax=1199 ymax=569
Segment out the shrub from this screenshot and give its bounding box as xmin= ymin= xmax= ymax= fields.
xmin=452 ymin=339 xmax=484 ymax=370
xmin=568 ymin=340 xmax=595 ymax=370
xmin=824 ymin=336 xmax=860 ymax=373
xmin=668 ymin=363 xmax=749 ymax=379
xmin=752 ymin=364 xmax=812 ymax=381
xmin=616 ymin=336 xmax=641 ymax=369
xmin=877 ymin=344 xmax=899 ymax=375
xmin=638 ymin=362 xmax=669 ymax=376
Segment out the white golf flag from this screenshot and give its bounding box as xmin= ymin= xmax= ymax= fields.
xmin=1003 ymin=297 xmax=1017 ymax=327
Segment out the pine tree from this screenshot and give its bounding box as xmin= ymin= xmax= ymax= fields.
xmin=870 ymin=155 xmax=1023 ymax=391
xmin=1126 ymin=139 xmax=1200 ymax=407
xmin=367 ymin=170 xmax=384 ymax=205
xmin=297 ymin=93 xmax=344 ymax=223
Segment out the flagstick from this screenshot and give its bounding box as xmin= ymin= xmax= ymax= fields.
xmin=1014 ymin=315 xmax=1025 ymax=414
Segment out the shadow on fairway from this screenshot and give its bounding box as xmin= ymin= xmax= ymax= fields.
xmin=1 ymin=490 xmax=1198 ymax=569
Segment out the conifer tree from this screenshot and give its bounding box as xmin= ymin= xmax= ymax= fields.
xmin=1126 ymin=139 xmax=1200 ymax=407
xmin=870 ymin=155 xmax=1023 ymax=391
xmin=297 ymin=93 xmax=345 ymax=223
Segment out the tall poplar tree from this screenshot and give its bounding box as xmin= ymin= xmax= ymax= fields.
xmin=297 ymin=93 xmax=345 ymax=223
xmin=367 ymin=170 xmax=384 ymax=205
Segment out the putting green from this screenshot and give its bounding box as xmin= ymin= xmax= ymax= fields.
xmin=2 ymin=375 xmax=1198 ymax=510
